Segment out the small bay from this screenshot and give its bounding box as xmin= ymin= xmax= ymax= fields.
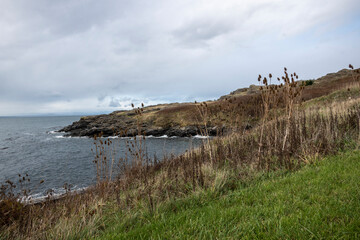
xmin=0 ymin=116 xmax=203 ymax=200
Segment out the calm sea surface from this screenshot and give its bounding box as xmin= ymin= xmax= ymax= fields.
xmin=0 ymin=116 xmax=203 ymax=199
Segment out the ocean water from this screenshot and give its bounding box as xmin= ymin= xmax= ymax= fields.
xmin=0 ymin=116 xmax=204 ymax=199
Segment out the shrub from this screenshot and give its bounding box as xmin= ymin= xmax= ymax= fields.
xmin=305 ymin=80 xmax=314 ymax=86
xmin=0 ymin=199 xmax=25 ymax=226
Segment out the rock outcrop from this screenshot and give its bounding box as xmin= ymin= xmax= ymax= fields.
xmin=59 ymin=68 xmax=358 ymax=138
xmin=59 ymin=118 xmax=221 ymax=138
xmin=58 ymin=110 xmax=225 ymax=137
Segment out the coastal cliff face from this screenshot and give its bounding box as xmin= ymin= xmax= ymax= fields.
xmin=59 ymin=68 xmax=356 ymax=138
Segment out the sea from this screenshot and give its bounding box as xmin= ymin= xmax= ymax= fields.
xmin=0 ymin=116 xmax=204 ymax=200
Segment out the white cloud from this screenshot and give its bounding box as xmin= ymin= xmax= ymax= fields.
xmin=0 ymin=0 xmax=359 ymax=115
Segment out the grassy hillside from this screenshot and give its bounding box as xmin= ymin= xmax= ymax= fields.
xmin=1 ymin=66 xmax=359 ymax=239
xmin=61 ymin=68 xmax=357 ymax=137
xmin=98 ymin=150 xmax=360 ymax=239
xmin=144 ymin=68 xmax=356 ymax=129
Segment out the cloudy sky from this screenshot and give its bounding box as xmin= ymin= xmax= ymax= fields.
xmin=0 ymin=0 xmax=359 ymax=116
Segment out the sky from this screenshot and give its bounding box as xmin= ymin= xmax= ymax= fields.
xmin=0 ymin=0 xmax=359 ymax=116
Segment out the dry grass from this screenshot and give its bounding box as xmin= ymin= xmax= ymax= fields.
xmin=1 ymin=66 xmax=360 ymax=239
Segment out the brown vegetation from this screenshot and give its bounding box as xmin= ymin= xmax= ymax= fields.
xmin=1 ymin=66 xmax=360 ymax=239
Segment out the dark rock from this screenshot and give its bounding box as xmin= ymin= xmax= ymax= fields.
xmin=165 ymin=126 xmax=201 ymax=137
xmin=184 ymin=126 xmax=198 ymax=136
xmin=146 ymin=127 xmax=166 ymax=136
xmin=59 ymin=112 xmax=221 ymax=138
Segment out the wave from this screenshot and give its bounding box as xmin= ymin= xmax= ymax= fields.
xmin=54 ymin=134 xmax=208 ymax=140
xmin=106 ymin=136 xmax=119 ymax=139
xmin=55 ymin=135 xmax=89 ymax=139
xmin=192 ymin=135 xmax=210 ymax=139
xmin=114 ymin=135 xmax=169 ymax=139
xmin=126 ymin=135 xmax=205 ymax=139
xmin=157 ymin=135 xmax=169 ymax=138
xmin=54 ymin=135 xmax=66 ymax=139
xmin=24 ymin=186 xmax=89 ymax=204
xmin=146 ymin=135 xmax=169 ymax=139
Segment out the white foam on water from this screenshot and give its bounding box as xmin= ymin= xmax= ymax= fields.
xmin=157 ymin=135 xmax=169 ymax=138
xmin=106 ymin=136 xmax=119 ymax=139
xmin=55 ymin=135 xmax=88 ymax=139
xmin=146 ymin=135 xmax=173 ymax=139
xmin=117 ymin=135 xmax=160 ymax=140
xmin=193 ymin=135 xmax=209 ymax=139
xmin=24 ymin=186 xmax=89 ymax=204
xmin=119 ymin=136 xmax=132 ymax=139
xmin=55 ymin=135 xmax=66 ymax=139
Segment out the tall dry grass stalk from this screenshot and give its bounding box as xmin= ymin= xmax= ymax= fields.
xmin=1 ymin=65 xmax=360 ymax=239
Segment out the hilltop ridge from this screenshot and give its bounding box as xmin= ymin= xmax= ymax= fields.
xmin=59 ymin=68 xmax=357 ymax=138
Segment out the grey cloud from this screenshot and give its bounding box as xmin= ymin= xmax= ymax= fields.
xmin=7 ymin=0 xmax=131 ymax=36
xmin=108 ymin=96 xmax=141 ymax=108
xmin=0 ymin=0 xmax=359 ymax=116
xmin=109 ymin=98 xmax=121 ymax=107
xmin=173 ymin=19 xmax=234 ymax=47
xmin=35 ymin=91 xmax=64 ymax=100
xmin=97 ymin=95 xmax=107 ymax=102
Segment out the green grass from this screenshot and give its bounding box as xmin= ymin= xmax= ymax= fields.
xmin=97 ymin=150 xmax=360 ymax=239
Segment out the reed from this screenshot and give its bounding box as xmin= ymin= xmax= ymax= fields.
xmin=1 ymin=65 xmax=360 ymax=239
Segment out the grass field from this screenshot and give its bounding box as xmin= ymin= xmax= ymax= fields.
xmin=98 ymin=150 xmax=360 ymax=239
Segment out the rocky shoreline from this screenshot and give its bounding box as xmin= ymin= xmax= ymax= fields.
xmin=58 ymin=113 xmax=223 ymax=138
xmin=59 ymin=68 xmax=356 ymax=138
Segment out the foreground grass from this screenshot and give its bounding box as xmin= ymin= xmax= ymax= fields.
xmin=98 ymin=150 xmax=360 ymax=239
